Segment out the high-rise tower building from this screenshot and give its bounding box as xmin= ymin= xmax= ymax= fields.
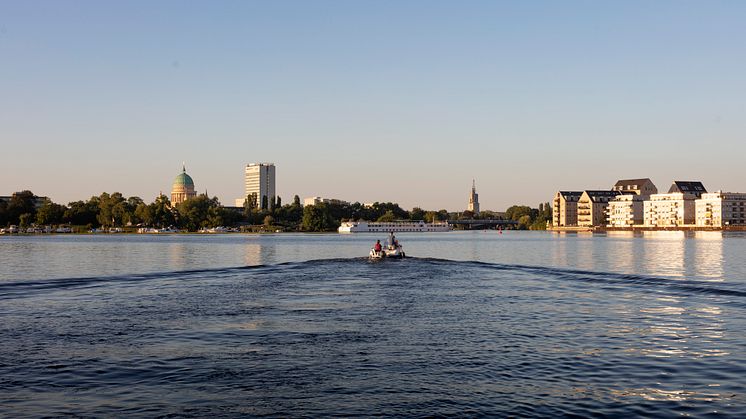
xmin=468 ymin=179 xmax=480 ymax=215
xmin=244 ymin=163 xmax=276 ymax=210
xmin=171 ymin=164 xmax=196 ymax=205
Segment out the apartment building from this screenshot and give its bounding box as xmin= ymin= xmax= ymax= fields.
xmin=643 ymin=181 xmax=706 ymax=227
xmin=696 ymin=192 xmax=746 ymax=227
xmin=607 ymin=194 xmax=646 ymax=227
xmin=552 ymin=191 xmax=582 ymax=227
xmin=577 ymin=190 xmax=624 ymax=227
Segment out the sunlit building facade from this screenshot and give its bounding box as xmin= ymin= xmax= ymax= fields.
xmin=244 ymin=163 xmax=276 ymax=210
xmin=695 ymin=192 xmax=746 ymax=227
xmin=552 ymin=191 xmax=582 ymax=227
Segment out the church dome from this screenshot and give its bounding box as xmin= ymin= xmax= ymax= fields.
xmin=173 ymin=171 xmax=194 ymax=187
xmin=171 ymin=164 xmax=196 ymax=205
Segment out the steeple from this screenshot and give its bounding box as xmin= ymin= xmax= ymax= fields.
xmin=468 ymin=179 xmax=480 ymax=215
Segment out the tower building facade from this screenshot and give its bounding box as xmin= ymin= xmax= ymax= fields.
xmin=244 ymin=163 xmax=276 ymax=210
xmin=171 ymin=164 xmax=196 ymax=205
xmin=468 ymin=180 xmax=480 ymax=215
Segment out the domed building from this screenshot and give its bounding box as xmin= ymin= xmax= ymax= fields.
xmin=171 ymin=164 xmax=196 ymax=205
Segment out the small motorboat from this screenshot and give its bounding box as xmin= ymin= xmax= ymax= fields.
xmin=369 ymin=232 xmax=406 ymax=259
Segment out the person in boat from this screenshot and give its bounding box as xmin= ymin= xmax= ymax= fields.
xmin=374 ymin=240 xmax=382 ymax=253
xmin=388 ymin=232 xmax=397 ymax=249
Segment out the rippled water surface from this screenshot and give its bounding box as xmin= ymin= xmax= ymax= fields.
xmin=1 ymin=232 xmax=745 ymax=417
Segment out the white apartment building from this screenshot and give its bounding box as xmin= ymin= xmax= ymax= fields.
xmin=696 ymin=192 xmax=746 ymax=227
xmin=643 ymin=181 xmax=707 ymax=227
xmin=243 ymin=163 xmax=276 ymax=210
xmin=644 ymin=193 xmax=697 ymax=227
xmin=607 ymin=194 xmax=646 ymax=227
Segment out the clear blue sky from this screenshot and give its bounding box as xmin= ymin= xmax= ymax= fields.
xmin=2 ymin=1 xmax=744 ymax=211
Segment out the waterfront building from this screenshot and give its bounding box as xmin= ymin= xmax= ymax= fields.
xmin=643 ymin=181 xmax=706 ymax=227
xmin=607 ymin=194 xmax=646 ymax=227
xmin=303 ymin=197 xmax=350 ymax=207
xmin=552 ymin=191 xmax=582 ymax=227
xmin=170 ymin=164 xmax=196 ymax=205
xmin=243 ymin=163 xmax=276 ymax=210
xmin=644 ymin=194 xmax=697 ymax=226
xmin=695 ymin=191 xmax=746 ymax=227
xmin=577 ymin=190 xmax=625 ymax=227
xmin=468 ymin=180 xmax=480 ymax=215
xmin=612 ymin=178 xmax=658 ymax=195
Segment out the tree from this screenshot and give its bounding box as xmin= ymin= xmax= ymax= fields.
xmin=176 ymin=195 xmax=222 ymax=231
xmin=377 ymin=210 xmax=396 ymax=222
xmin=6 ymin=191 xmax=37 ymax=225
xmin=35 ymin=199 xmax=66 ymax=225
xmin=263 ymin=215 xmax=274 ymax=228
xmin=517 ymin=214 xmax=532 ymax=230
xmin=64 ymin=199 xmax=100 ymax=227
xmin=410 ymin=207 xmax=425 ymax=221
xmin=134 ymin=202 xmax=154 ymax=226
xmin=293 ymin=195 xmax=301 ymax=206
xmin=301 ymin=204 xmax=336 ymax=232
xmin=19 ymin=213 xmax=32 ymax=229
xmin=261 ymin=195 xmax=268 ymax=210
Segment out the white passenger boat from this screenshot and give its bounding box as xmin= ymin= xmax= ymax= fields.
xmin=340 ymin=220 xmax=451 ymax=233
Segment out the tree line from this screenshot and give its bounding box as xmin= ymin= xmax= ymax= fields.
xmin=1 ymin=190 xmax=552 ymax=232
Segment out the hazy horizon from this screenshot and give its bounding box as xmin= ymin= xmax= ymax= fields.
xmin=2 ymin=1 xmax=745 ymax=211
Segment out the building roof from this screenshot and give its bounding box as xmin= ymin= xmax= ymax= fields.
xmin=668 ymin=181 xmax=706 ymax=194
xmin=581 ymin=190 xmax=627 ymax=202
xmin=173 ymin=167 xmax=194 ymax=187
xmin=557 ymin=191 xmax=583 ymax=199
xmin=613 ymin=178 xmax=654 ymax=188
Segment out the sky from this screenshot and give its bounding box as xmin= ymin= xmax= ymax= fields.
xmin=1 ymin=1 xmax=745 ymax=211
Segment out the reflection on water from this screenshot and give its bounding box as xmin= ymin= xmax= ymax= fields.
xmin=693 ymin=231 xmax=724 ymax=280
xmin=0 ymin=231 xmax=741 ymax=283
xmin=642 ymin=231 xmax=687 ymax=278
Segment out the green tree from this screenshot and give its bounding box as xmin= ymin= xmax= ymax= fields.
xmin=293 ymin=195 xmax=301 ymax=206
xmin=134 ymin=202 xmax=154 ymax=226
xmin=151 ymin=195 xmax=175 ymax=227
xmin=517 ymin=214 xmax=532 ymax=229
xmin=301 ymin=204 xmax=336 ymax=232
xmin=177 ymin=195 xmax=222 ymax=231
xmin=6 ymin=191 xmax=38 ymax=225
xmin=64 ymin=199 xmax=100 ymax=227
xmin=261 ymin=195 xmax=268 ymax=210
xmin=410 ymin=207 xmax=425 ymax=221
xmin=377 ymin=210 xmax=396 ymax=222
xmin=35 ymin=199 xmax=66 ymax=225
xmin=19 ymin=212 xmax=32 ymax=229
xmin=263 ymin=215 xmax=274 ymax=228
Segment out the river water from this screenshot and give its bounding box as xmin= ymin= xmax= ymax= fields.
xmin=1 ymin=231 xmax=745 ymax=417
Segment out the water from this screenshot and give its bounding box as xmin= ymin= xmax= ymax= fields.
xmin=1 ymin=231 xmax=745 ymax=417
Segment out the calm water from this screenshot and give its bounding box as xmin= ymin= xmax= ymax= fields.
xmin=1 ymin=231 xmax=745 ymax=417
